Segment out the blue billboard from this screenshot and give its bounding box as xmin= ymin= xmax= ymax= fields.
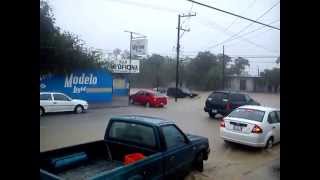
xmin=40 ymin=69 xmax=113 ymax=103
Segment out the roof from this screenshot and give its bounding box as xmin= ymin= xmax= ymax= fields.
xmin=213 ymin=90 xmax=248 ymax=95
xmin=238 ymin=105 xmax=279 ymax=112
xmin=110 ymin=115 xmax=174 ymax=126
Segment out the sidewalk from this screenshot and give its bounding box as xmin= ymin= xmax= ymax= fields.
xmin=89 ymin=96 xmax=129 ymax=109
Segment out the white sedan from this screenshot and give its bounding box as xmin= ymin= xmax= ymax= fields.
xmin=220 ymin=105 xmax=280 ymax=148
xmin=40 ymin=92 xmax=88 ymax=116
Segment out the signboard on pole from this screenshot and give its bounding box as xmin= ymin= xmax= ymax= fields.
xmin=131 ymin=38 xmax=148 ymax=56
xmin=110 ymin=59 xmax=140 ymax=73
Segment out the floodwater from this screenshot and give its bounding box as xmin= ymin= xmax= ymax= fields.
xmin=40 ymin=91 xmax=280 ymax=180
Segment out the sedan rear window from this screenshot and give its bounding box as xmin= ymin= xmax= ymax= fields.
xmin=228 ymin=108 xmax=265 ymax=122
xmin=209 ymin=92 xmax=228 ymax=101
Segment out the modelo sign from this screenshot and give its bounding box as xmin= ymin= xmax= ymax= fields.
xmin=40 ymin=69 xmax=113 ymax=103
xmin=110 ymin=59 xmax=140 ymax=73
xmin=132 ymin=38 xmax=148 ymax=56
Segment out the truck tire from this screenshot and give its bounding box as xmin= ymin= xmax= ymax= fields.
xmin=74 ymin=105 xmax=84 ymax=114
xmin=209 ymin=112 xmax=216 ymax=118
xmin=195 ymin=152 xmax=204 ymax=172
xmin=145 ymin=102 xmax=150 ymax=108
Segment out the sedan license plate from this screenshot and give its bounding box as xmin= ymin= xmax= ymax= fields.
xmin=233 ymin=125 xmax=242 ymax=131
xmin=211 ymin=109 xmax=217 ymax=113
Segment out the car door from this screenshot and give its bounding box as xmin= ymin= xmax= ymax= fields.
xmin=40 ymin=93 xmax=54 ymax=112
xmin=229 ymin=94 xmax=247 ymax=109
xmin=275 ymin=111 xmax=280 ymax=143
xmin=161 ymin=125 xmax=194 ymax=178
xmin=267 ymin=111 xmax=280 ymax=143
xmin=52 ymin=93 xmax=74 ymax=112
xmin=133 ymin=91 xmax=142 ymax=103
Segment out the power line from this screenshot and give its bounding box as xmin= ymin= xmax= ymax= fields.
xmin=224 ymin=0 xmax=259 ymax=32
xmin=186 ymin=0 xmax=280 ymax=30
xmin=205 ymin=1 xmax=280 ymax=50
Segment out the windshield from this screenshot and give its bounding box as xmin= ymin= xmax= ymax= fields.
xmin=228 ymin=108 xmax=265 ymax=122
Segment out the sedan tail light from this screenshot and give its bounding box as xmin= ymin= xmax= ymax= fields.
xmin=252 ymin=124 xmax=263 ymax=133
xmin=220 ymin=118 xmax=225 ymax=127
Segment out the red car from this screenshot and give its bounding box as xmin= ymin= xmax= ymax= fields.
xmin=130 ymin=90 xmax=167 ymax=107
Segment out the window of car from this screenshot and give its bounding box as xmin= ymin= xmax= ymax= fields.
xmin=228 ymin=108 xmax=265 ymax=122
xmin=53 ymin=94 xmax=70 ymax=101
xmin=161 ymin=125 xmax=187 ymax=149
xmin=109 ymin=121 xmax=156 ymax=147
xmin=209 ymin=92 xmax=228 ymax=101
xmin=276 ymin=111 xmax=280 ymax=123
xmin=244 ymin=95 xmax=251 ymax=102
xmin=267 ymin=111 xmax=279 ymax=124
xmin=230 ymin=94 xmax=246 ymax=102
xmin=40 ymin=93 xmax=52 ymax=101
xmin=136 ymin=91 xmax=145 ymax=95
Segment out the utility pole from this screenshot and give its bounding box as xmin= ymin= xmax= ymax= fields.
xmin=175 ymin=13 xmax=196 ymax=102
xmin=222 ymin=45 xmax=225 ymax=90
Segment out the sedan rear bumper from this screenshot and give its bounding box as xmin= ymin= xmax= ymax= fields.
xmin=220 ymin=128 xmax=266 ymax=147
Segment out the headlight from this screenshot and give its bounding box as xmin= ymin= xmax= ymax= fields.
xmin=207 ymin=97 xmax=212 ymax=101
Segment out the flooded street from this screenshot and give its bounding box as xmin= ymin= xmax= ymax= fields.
xmin=40 ymin=91 xmax=280 ymax=180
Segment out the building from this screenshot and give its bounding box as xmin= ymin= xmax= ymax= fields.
xmin=225 ymin=75 xmax=267 ymax=92
xmin=40 ymin=68 xmax=129 ymax=104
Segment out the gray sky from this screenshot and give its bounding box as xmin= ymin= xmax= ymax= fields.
xmin=48 ymin=0 xmax=280 ymax=75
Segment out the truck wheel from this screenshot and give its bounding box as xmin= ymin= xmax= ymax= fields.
xmin=74 ymin=105 xmax=84 ymax=114
xmin=195 ymin=152 xmax=204 ymax=172
xmin=40 ymin=107 xmax=44 ymax=116
xmin=130 ymin=98 xmax=134 ymax=104
xmin=145 ymin=102 xmax=150 ymax=108
xmin=209 ymin=112 xmax=216 ymax=118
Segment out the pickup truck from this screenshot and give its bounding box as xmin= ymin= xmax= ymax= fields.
xmin=40 ymin=115 xmax=210 ymax=180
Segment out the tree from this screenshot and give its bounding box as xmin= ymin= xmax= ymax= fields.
xmin=121 ymin=50 xmax=130 ymax=59
xmin=228 ymin=57 xmax=250 ymax=75
xmin=40 ymin=0 xmax=103 ymax=75
xmin=113 ymin=48 xmax=121 ymax=60
xmin=260 ymin=68 xmax=280 ymax=93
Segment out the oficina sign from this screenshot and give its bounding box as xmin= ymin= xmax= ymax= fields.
xmin=110 ymin=59 xmax=140 ymax=73
xmin=40 ymin=69 xmax=113 ymax=103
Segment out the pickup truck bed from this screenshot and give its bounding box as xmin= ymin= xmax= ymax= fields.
xmin=57 ymin=159 xmax=123 ymax=180
xmin=40 ymin=139 xmax=156 ymax=180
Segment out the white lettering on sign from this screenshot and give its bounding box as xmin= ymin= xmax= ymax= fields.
xmin=110 ymin=59 xmax=140 ymax=73
xmin=64 ymin=73 xmax=97 ymax=88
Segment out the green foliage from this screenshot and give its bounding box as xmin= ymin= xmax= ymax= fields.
xmin=260 ymin=68 xmax=280 ymax=92
xmin=40 ymin=0 xmax=103 ymax=75
xmin=228 ymin=57 xmax=250 ymax=75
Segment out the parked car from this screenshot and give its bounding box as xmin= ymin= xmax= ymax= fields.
xmin=220 ymin=105 xmax=280 ymax=148
xmin=204 ymin=91 xmax=260 ymax=118
xmin=167 ymin=87 xmax=198 ymax=98
xmin=40 ymin=115 xmax=211 ymax=180
xmin=153 ymin=87 xmax=167 ymax=94
xmin=40 ymin=92 xmax=88 ymax=116
xmin=130 ymin=90 xmax=167 ymax=107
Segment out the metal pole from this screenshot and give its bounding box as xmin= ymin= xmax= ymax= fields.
xmin=128 ymin=32 xmax=132 ymax=105
xmin=175 ymin=15 xmax=181 ymax=102
xmin=222 ymin=45 xmax=225 ymax=90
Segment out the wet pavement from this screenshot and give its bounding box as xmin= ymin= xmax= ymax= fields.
xmin=40 ymin=91 xmax=280 ymax=180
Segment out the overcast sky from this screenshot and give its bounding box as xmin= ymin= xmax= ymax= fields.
xmin=48 ymin=0 xmax=280 ymax=75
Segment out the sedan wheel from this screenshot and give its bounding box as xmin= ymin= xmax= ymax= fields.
xmin=130 ymin=98 xmax=134 ymax=104
xmin=40 ymin=107 xmax=44 ymax=116
xmin=75 ymin=105 xmax=84 ymax=114
xmin=145 ymin=102 xmax=150 ymax=108
xmin=265 ymin=138 xmax=273 ymax=149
